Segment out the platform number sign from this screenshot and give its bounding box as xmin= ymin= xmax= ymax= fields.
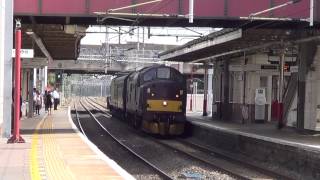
xmin=12 ymin=49 xmax=34 ymax=58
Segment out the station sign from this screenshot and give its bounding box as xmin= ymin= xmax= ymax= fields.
xmin=268 ymin=56 xmax=297 ymax=63
xmin=290 ymin=66 xmax=299 ymax=73
xmin=261 ymin=65 xmax=278 ymax=70
xmin=229 ymin=64 xmax=279 ymax=72
xmin=12 ymin=49 xmax=34 ymax=58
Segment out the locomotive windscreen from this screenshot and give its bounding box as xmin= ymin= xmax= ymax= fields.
xmin=157 ymin=67 xmax=170 ymax=79
xmin=143 ymin=69 xmax=156 ymax=81
xmin=143 ymin=67 xmax=183 ymax=83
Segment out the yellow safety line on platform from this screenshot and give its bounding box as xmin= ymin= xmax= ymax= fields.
xmin=42 ymin=116 xmax=75 ymax=180
xmin=29 ymin=120 xmax=43 ymax=180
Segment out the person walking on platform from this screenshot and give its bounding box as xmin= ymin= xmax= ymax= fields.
xmin=35 ymin=91 xmax=42 ymax=115
xmin=46 ymin=91 xmax=53 ymax=115
xmin=52 ymin=88 xmax=60 ymax=110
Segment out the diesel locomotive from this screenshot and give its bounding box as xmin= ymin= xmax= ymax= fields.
xmin=109 ymin=65 xmax=186 ymax=135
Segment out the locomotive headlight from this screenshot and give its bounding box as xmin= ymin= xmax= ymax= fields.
xmin=151 ymin=93 xmax=155 ymax=97
xmin=162 ymin=101 xmax=168 ymax=106
xmin=147 ymin=88 xmax=151 ymax=93
xmin=176 ymin=94 xmax=179 ymax=98
xmin=180 ymin=90 xmax=183 ymax=95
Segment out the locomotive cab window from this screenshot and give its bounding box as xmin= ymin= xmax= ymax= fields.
xmin=171 ymin=69 xmax=184 ymax=83
xmin=157 ymin=67 xmax=170 ymax=79
xmin=143 ymin=69 xmax=156 ymax=82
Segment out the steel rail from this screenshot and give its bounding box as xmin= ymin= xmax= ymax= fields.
xmin=86 ymin=97 xmax=107 ymax=110
xmin=153 ymin=139 xmax=252 ymax=180
xmin=79 ymin=98 xmax=173 ymax=180
xmin=85 ymin=98 xmax=251 ymax=179
xmin=74 ymin=98 xmax=88 ymax=137
xmin=85 ymin=97 xmax=112 ymax=118
xmin=87 ymin=97 xmax=289 ymax=180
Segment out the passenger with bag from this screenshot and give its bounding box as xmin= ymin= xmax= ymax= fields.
xmin=35 ymin=91 xmax=42 ymax=115
xmin=52 ymin=88 xmax=60 ymax=110
xmin=46 ymin=91 xmax=53 ymax=115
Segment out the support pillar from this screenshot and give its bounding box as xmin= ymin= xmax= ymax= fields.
xmin=278 ymin=48 xmax=285 ymax=129
xmin=189 ymin=67 xmax=194 ymax=111
xmin=0 ymin=0 xmax=13 ymax=137
xmin=222 ymin=60 xmax=230 ymax=120
xmin=25 ymin=69 xmax=30 ymax=116
xmin=212 ymin=61 xmax=218 ymax=119
xmin=44 ymin=66 xmax=48 ymax=90
xmin=33 ymin=68 xmax=37 ymax=88
xmin=28 ymin=69 xmax=34 ymax=118
xmin=297 ymin=42 xmax=317 ymax=131
xmin=41 ymin=67 xmax=46 ymax=93
xmin=203 ymin=63 xmax=208 ymax=116
xmin=21 ymin=69 xmax=28 ymax=116
xmin=208 ymin=67 xmax=213 ymax=116
xmin=40 ymin=67 xmax=43 ymax=92
xmin=8 ymin=20 xmax=25 ymax=143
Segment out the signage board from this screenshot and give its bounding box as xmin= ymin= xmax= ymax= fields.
xmin=12 ymin=49 xmax=34 ymax=58
xmin=290 ymin=66 xmax=298 ymax=73
xmin=268 ymin=56 xmax=297 ymax=63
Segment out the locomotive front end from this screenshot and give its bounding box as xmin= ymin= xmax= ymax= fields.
xmin=141 ymin=66 xmax=186 ymax=135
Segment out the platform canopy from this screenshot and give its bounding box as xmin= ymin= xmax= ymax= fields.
xmin=22 ymin=24 xmax=85 ymax=60
xmin=159 ymin=28 xmax=320 ymax=63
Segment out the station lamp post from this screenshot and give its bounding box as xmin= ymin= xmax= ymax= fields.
xmin=8 ymin=20 xmax=25 ymax=143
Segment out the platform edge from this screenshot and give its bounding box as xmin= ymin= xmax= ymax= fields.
xmin=67 ymin=106 xmax=135 ymax=180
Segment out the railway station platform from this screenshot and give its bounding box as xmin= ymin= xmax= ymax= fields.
xmin=0 ymin=106 xmax=134 ymax=180
xmin=186 ymin=112 xmax=320 ymax=180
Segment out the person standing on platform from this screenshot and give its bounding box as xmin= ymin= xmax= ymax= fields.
xmin=35 ymin=91 xmax=42 ymax=115
xmin=52 ymin=88 xmax=60 ymax=110
xmin=46 ymin=91 xmax=53 ymax=115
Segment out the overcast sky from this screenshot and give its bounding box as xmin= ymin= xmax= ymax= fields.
xmin=81 ymin=26 xmax=217 ymax=46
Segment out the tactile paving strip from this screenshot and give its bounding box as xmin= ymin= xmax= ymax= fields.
xmin=41 ymin=116 xmax=75 ymax=179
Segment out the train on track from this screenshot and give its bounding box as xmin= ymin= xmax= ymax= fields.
xmin=109 ymin=65 xmax=187 ymax=135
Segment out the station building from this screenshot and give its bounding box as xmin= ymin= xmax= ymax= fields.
xmin=160 ymin=28 xmax=320 ymax=132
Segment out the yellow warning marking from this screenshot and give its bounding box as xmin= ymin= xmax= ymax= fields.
xmin=42 ymin=116 xmax=75 ymax=180
xmin=29 ymin=120 xmax=43 ymax=180
xmin=30 ymin=115 xmax=75 ymax=180
xmin=147 ymin=99 xmax=182 ymax=112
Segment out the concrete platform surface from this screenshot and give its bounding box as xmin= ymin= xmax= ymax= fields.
xmin=0 ymin=106 xmax=134 ymax=180
xmin=187 ymin=112 xmax=320 ymax=151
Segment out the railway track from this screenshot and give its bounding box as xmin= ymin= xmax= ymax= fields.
xmin=83 ymin=97 xmax=237 ymax=179
xmin=86 ymin=97 xmax=290 ymax=180
xmin=174 ymin=139 xmax=291 ymax=180
xmin=74 ymin=98 xmax=173 ymax=180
